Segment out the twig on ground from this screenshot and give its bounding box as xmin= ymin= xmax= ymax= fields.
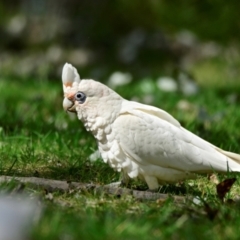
xmin=0 ymin=175 xmax=185 ymax=202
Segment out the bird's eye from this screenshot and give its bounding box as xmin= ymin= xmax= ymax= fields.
xmin=75 ymin=91 xmax=86 ymax=103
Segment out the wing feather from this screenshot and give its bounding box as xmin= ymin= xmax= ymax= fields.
xmin=121 ymin=100 xmax=181 ymax=127
xmin=114 ymin=101 xmax=240 ymax=173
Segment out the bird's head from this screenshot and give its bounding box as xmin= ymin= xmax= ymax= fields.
xmin=62 ymin=63 xmax=123 ymax=123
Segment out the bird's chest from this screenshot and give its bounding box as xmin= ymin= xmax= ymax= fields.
xmin=77 ymin=108 xmax=126 ymax=171
xmin=94 ymin=126 xmax=126 ymax=172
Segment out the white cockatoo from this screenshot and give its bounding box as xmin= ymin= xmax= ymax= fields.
xmin=62 ymin=63 xmax=240 ymax=190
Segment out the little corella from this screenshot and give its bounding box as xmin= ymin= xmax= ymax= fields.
xmin=62 ymin=63 xmax=240 ymax=190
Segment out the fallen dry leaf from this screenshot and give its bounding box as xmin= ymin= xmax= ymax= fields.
xmin=216 ymin=178 xmax=236 ymax=202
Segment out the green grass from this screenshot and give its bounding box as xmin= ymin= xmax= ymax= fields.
xmin=1 ymin=58 xmax=240 ymax=239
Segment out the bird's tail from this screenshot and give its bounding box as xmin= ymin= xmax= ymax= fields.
xmin=216 ymin=148 xmax=240 ymax=164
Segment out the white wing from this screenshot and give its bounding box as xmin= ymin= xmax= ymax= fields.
xmin=113 ymin=100 xmax=240 ymax=173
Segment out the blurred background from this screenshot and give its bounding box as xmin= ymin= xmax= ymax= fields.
xmin=1 ymin=2 xmax=240 ymax=238
xmin=0 ymin=0 xmax=240 ymax=146
xmin=1 ymin=0 xmax=240 ymax=83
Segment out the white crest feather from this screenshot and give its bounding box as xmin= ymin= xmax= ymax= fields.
xmin=62 ymin=63 xmax=81 ymax=87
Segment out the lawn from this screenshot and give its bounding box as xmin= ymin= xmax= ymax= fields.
xmin=1 ymin=57 xmax=240 ymax=239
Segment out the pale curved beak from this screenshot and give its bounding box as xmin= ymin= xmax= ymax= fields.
xmin=63 ymin=97 xmax=75 ymax=112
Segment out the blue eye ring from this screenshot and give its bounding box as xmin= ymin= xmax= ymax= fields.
xmin=75 ymin=91 xmax=86 ymax=103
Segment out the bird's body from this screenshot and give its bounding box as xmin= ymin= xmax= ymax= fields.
xmin=62 ymin=63 xmax=240 ymax=190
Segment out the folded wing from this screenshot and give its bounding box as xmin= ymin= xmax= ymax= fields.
xmin=113 ymin=100 xmax=240 ymax=173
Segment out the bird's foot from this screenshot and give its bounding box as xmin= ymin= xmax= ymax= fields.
xmin=146 ymin=187 xmax=161 ymax=193
xmin=144 ymin=176 xmax=159 ymax=191
xmin=104 ymin=181 xmax=128 ymax=188
xmin=104 ymin=179 xmax=131 ymax=189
